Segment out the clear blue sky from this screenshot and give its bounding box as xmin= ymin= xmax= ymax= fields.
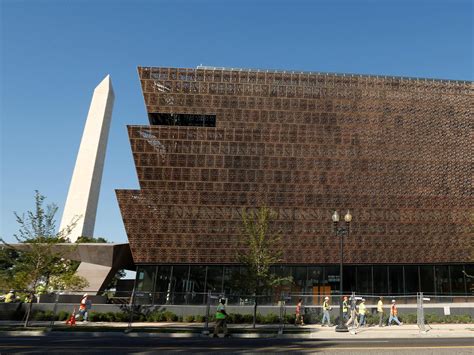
xmin=1 ymin=0 xmax=472 ymax=243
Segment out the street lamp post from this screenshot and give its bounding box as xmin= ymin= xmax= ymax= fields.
xmin=332 ymin=210 xmax=352 ymax=332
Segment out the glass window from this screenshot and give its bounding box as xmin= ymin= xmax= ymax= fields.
xmin=343 ymin=266 xmax=356 ymax=294
xmin=450 ymin=265 xmax=466 ymax=294
xmin=357 ymin=266 xmax=372 ymax=295
xmin=389 ymin=266 xmax=403 ymax=295
xmin=223 ymin=266 xmax=243 ymax=304
xmin=170 ymin=265 xmax=189 ymax=304
xmin=271 ymin=265 xmax=292 ymax=301
xmin=373 ymin=266 xmax=388 ymax=295
xmin=420 ymin=265 xmax=435 ymax=293
xmin=136 ymin=266 xmax=155 ymax=291
xmin=307 ymin=266 xmax=324 ymax=305
xmin=149 ymin=113 xmax=217 ymax=127
xmin=324 ymin=266 xmax=340 ymax=295
xmin=135 ymin=266 xmax=155 ymax=304
xmin=466 ymin=264 xmax=474 ymax=295
xmin=435 ymin=265 xmax=450 ymax=294
xmin=291 ymin=266 xmax=307 ymax=294
xmin=154 ymin=265 xmax=172 ymax=304
xmin=188 ymin=265 xmax=206 ymax=304
xmin=206 ymin=266 xmax=223 ymax=294
xmin=404 ymin=265 xmax=419 ymax=294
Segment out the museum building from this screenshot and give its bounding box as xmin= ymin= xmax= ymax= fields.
xmin=116 ymin=66 xmax=473 ymax=304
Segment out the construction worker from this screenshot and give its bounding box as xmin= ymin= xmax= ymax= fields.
xmin=377 ymin=296 xmax=385 ymax=327
xmin=213 ymin=298 xmax=229 ymax=338
xmin=342 ymin=296 xmax=349 ymax=321
xmin=358 ymin=299 xmax=367 ymax=327
xmin=345 ymin=296 xmax=359 ymax=329
xmin=388 ymin=299 xmax=403 ymax=326
xmin=75 ymin=293 xmax=89 ymax=322
xmin=321 ymin=296 xmax=331 ymax=326
xmin=4 ymin=290 xmax=15 ymax=303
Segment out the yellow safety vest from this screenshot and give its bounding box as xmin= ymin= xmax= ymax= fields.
xmin=323 ymin=301 xmax=330 ymax=310
xmin=343 ymin=301 xmax=348 ymax=312
xmin=4 ymin=293 xmax=14 ymax=303
xmin=359 ymin=303 xmax=367 ymax=315
xmin=215 ymin=304 xmax=226 ymax=319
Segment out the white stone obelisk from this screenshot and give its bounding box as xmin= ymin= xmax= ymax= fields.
xmin=59 ymin=75 xmax=115 ymax=242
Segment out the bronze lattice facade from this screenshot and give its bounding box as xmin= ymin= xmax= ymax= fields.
xmin=116 ymin=66 xmax=473 ymax=268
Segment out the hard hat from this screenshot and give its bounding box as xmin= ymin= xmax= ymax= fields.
xmin=392 ymin=299 xmax=396 ymax=303
xmin=83 ymin=293 xmax=88 ymax=297
xmin=324 ymin=296 xmax=329 ymax=300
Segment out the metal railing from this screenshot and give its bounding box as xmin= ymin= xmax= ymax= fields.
xmin=1 ymin=289 xmax=473 ymax=330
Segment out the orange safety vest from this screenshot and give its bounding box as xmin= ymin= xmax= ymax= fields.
xmin=391 ymin=304 xmax=398 ymax=316
xmin=79 ymin=297 xmax=87 ymax=310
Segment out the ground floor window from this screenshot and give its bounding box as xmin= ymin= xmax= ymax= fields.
xmin=134 ymin=263 xmax=473 ymax=305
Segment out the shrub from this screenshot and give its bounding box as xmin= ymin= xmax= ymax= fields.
xmin=32 ymin=310 xmax=55 ymax=321
xmin=105 ymin=312 xmax=116 ymax=322
xmin=57 ymin=311 xmax=69 ymax=321
xmin=115 ymin=312 xmax=128 ymax=322
xmin=88 ymin=312 xmax=103 ymax=322
xmin=399 ymin=313 xmax=417 ymax=324
xmin=242 ymin=314 xmax=253 ymax=323
xmin=233 ymin=313 xmax=245 ymax=324
xmin=285 ymin=314 xmax=296 ymax=324
xmin=147 ymin=311 xmax=164 ymax=322
xmin=184 ymin=315 xmax=195 ymax=322
xmin=425 ymin=314 xmax=443 ymax=324
xmin=163 ymin=311 xmax=178 ymax=322
xmin=32 ymin=311 xmax=44 ymax=321
xmin=194 ymin=314 xmax=205 ymax=323
xmin=263 ymin=313 xmax=280 ymax=324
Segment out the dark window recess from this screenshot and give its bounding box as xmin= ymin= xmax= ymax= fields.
xmin=149 ymin=113 xmax=216 ymax=127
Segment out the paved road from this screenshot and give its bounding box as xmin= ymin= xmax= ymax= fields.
xmin=1 ymin=335 xmax=473 ymax=354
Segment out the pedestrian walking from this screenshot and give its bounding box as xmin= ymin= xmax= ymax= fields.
xmin=358 ymin=298 xmax=367 ymax=327
xmin=345 ymin=296 xmax=359 ymax=328
xmin=388 ymin=299 xmax=403 ymax=326
xmin=377 ymin=296 xmax=385 ymax=327
xmin=342 ymin=296 xmax=349 ymax=321
xmin=295 ymin=298 xmax=305 ymax=326
xmin=321 ymin=296 xmax=332 ymax=326
xmin=213 ymin=298 xmax=230 ymax=337
xmin=75 ymin=293 xmax=90 ymax=322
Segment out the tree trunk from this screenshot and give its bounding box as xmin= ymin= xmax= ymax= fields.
xmin=253 ymin=297 xmax=258 ymax=329
xmin=24 ymin=292 xmax=34 ymax=328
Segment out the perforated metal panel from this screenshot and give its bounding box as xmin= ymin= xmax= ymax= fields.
xmin=116 ymin=67 xmax=473 ymax=265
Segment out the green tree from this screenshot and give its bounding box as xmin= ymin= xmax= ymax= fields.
xmin=238 ymin=206 xmax=291 ymax=328
xmin=0 ymin=190 xmax=88 ymax=327
xmin=76 ymin=236 xmax=109 ymax=243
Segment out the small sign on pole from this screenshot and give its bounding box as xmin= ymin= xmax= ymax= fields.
xmin=443 ymin=306 xmax=450 ymax=316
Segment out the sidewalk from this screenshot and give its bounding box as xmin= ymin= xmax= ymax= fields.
xmin=1 ymin=321 xmax=473 ymax=339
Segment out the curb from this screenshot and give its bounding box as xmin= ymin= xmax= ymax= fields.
xmin=0 ymin=330 xmax=301 ymax=338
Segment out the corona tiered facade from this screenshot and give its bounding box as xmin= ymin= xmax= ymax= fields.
xmin=116 ymin=67 xmax=473 ymax=298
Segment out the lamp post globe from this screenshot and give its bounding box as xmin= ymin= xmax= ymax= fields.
xmin=344 ymin=210 xmax=352 ymax=223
